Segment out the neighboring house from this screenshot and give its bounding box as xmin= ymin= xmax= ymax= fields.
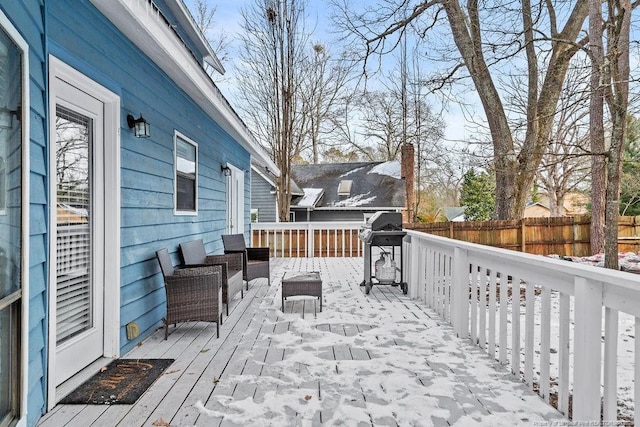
xmin=443 ymin=198 xmax=587 ymax=223
xmin=524 ymin=201 xmax=552 ymax=218
xmin=251 ymin=165 xmax=277 ymax=222
xmin=537 ymin=192 xmax=589 ymax=216
xmin=444 ymin=207 xmax=466 ymax=222
xmin=289 ymin=161 xmax=406 ymax=222
xmin=1 ymin=2 xmax=278 ymax=426
xmin=443 ymin=203 xmax=550 ymax=221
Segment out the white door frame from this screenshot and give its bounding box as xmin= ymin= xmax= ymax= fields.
xmin=225 ymin=164 xmax=244 ymax=235
xmin=47 ymin=56 xmax=121 ymax=408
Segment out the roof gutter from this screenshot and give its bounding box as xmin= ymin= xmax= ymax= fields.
xmin=90 ymin=0 xmax=279 ymax=175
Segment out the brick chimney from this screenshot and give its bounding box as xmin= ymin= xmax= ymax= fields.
xmin=401 ymin=143 xmax=415 ymax=223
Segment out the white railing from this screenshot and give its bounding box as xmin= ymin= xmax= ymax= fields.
xmin=251 ymin=222 xmax=365 ymax=258
xmin=404 ymin=230 xmax=639 ymax=423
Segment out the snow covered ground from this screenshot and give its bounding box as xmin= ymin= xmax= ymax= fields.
xmin=194 ymin=258 xmax=565 ymax=426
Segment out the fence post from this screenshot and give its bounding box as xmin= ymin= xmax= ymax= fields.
xmin=572 ymin=276 xmax=603 ymax=421
xmin=451 ymin=246 xmax=469 ymax=338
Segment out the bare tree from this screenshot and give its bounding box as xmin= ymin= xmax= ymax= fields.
xmin=191 ymin=0 xmax=232 ymax=63
xmin=299 ymin=44 xmax=356 ymax=163
xmin=236 ymin=0 xmax=310 ymax=222
xmin=358 ymin=90 xmax=406 ymax=161
xmin=332 ymin=0 xmax=590 ymax=220
xmin=590 ymin=0 xmax=607 ymax=254
xmin=504 ymin=61 xmax=592 ymax=217
xmin=602 ymin=0 xmax=632 ymax=269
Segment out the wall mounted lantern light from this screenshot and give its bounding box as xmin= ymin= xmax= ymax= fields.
xmin=127 ymin=113 xmax=151 ymax=138
xmin=221 ymin=164 xmax=231 ymax=177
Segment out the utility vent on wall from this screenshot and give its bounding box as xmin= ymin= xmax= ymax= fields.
xmin=338 ymin=180 xmax=352 ymax=196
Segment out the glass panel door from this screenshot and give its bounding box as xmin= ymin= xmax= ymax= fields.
xmin=0 ymin=24 xmax=22 ymax=427
xmin=52 ymin=77 xmax=105 ymax=387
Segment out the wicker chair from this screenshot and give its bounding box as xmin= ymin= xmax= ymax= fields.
xmin=156 ymin=248 xmax=223 ymax=340
xmin=179 ymin=239 xmax=244 ymax=316
xmin=222 ymin=234 xmax=270 ymax=287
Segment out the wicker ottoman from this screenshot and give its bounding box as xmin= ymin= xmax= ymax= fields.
xmin=281 ymin=271 xmax=322 ymax=312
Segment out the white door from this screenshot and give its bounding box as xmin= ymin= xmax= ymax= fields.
xmin=226 ymin=164 xmax=244 ymax=235
xmin=52 ymin=79 xmax=106 ymax=386
xmin=47 ymin=58 xmax=121 ymax=404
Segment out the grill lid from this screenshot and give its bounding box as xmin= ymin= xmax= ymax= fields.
xmin=365 ymin=211 xmax=403 ymax=231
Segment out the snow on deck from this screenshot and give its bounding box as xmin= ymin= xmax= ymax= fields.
xmin=39 ymin=258 xmax=564 ymax=426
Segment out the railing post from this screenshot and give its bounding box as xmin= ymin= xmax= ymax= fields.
xmin=451 ymin=246 xmax=469 ymax=338
xmin=307 ymin=222 xmax=314 ymax=258
xmin=572 ymin=276 xmax=603 ymax=421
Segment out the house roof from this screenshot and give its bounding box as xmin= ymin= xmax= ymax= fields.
xmin=444 ymin=207 xmax=465 ymax=221
xmin=90 ymin=0 xmax=279 ymax=176
xmin=290 ymin=161 xmax=405 ymax=210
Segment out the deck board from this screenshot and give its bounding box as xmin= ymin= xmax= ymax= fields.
xmin=39 ymin=257 xmax=565 ymax=427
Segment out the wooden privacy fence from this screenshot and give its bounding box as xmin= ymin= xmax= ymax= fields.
xmin=252 ymin=215 xmax=640 ymax=258
xmin=406 ymin=215 xmax=640 ymax=256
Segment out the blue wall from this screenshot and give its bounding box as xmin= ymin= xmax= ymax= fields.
xmin=2 ymin=0 xmax=254 ymax=422
xmin=0 ymin=0 xmax=255 ymax=424
xmin=47 ymin=0 xmax=252 ymax=355
xmin=0 ymin=1 xmax=49 ymax=425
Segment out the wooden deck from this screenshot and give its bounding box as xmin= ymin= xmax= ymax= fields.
xmin=39 ymin=257 xmax=564 ymax=426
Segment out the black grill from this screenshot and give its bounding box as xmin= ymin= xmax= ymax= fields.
xmin=359 ymin=212 xmax=407 ymax=294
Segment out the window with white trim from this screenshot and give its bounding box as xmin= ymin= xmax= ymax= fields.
xmin=175 ymin=132 xmax=197 ymax=213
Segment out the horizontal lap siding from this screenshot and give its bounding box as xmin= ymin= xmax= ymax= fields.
xmin=48 ymin=1 xmax=251 ymax=356
xmin=251 ymin=170 xmax=277 ymax=222
xmin=1 ymin=1 xmax=48 ymax=425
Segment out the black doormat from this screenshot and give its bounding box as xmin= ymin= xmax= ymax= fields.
xmin=59 ymin=359 xmax=175 ymax=405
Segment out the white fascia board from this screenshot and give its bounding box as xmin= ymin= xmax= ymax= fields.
xmin=90 ymin=0 xmax=279 ymax=175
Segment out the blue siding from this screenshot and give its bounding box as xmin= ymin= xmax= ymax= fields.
xmin=251 ymin=170 xmax=277 ymax=222
xmin=48 ymin=0 xmax=252 ymax=359
xmin=0 ymin=1 xmax=49 ymax=426
xmin=1 ymin=1 xmax=256 ymax=424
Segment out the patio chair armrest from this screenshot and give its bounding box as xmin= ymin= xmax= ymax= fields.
xmin=205 ymin=253 xmax=243 ymax=272
xmin=247 ymin=247 xmax=270 ymax=261
xmin=164 ymin=266 xmax=221 ymax=291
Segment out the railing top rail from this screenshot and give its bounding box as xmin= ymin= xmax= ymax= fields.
xmin=252 ymin=221 xmax=364 ymax=231
xmin=407 ymin=230 xmax=640 ymax=316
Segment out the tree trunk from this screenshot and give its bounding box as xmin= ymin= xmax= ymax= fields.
xmin=589 ymin=0 xmax=606 ymax=254
xmin=442 ymin=0 xmax=587 ymax=220
xmin=442 ymin=0 xmax=518 ymax=219
xmin=603 ymin=0 xmax=631 ymax=269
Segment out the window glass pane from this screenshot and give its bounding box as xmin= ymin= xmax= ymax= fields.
xmin=55 ymin=105 xmax=93 ymax=344
xmin=0 ymin=305 xmax=17 ymax=424
xmin=176 ymin=138 xmax=195 ymax=177
xmin=176 ymin=175 xmax=196 ymax=211
xmin=0 ymin=27 xmax=21 ymax=301
xmin=175 ymin=136 xmax=196 ymax=211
